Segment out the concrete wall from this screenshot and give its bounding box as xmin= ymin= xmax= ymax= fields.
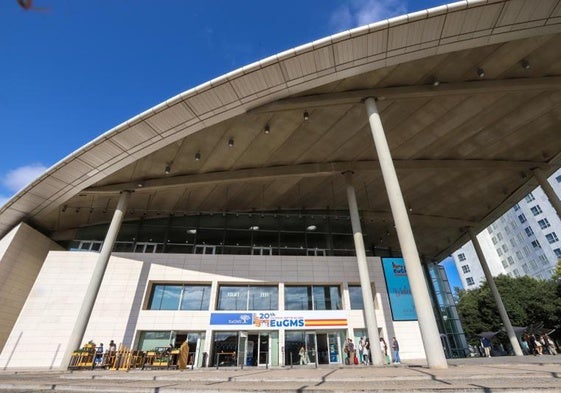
xmin=0 ymin=223 xmax=63 ymax=354
xmin=0 ymin=251 xmax=425 ymax=369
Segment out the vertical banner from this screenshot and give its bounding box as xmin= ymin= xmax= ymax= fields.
xmin=381 ymin=258 xmax=418 ymax=321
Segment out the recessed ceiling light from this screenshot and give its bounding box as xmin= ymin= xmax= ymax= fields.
xmin=306 ymin=225 xmax=317 ymax=231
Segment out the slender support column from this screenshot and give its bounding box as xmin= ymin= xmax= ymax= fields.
xmin=61 ymin=191 xmax=131 ymax=368
xmin=533 ymin=169 xmax=561 ymax=220
xmin=469 ymin=229 xmax=524 ymax=356
xmin=364 ymin=97 xmax=447 ymax=369
xmin=344 ymin=172 xmax=384 ymax=366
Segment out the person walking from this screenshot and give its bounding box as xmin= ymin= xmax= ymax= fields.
xmin=391 ymin=337 xmax=401 ymax=364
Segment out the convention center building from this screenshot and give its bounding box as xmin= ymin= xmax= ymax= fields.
xmin=1 ymin=0 xmax=561 ymax=370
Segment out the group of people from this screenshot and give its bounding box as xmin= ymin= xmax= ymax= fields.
xmin=344 ymin=336 xmax=400 ymax=365
xmin=95 ymin=340 xmax=117 ymax=365
xmin=522 ymin=333 xmax=558 ymax=356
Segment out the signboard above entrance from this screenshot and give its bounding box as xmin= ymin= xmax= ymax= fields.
xmin=210 ymin=310 xmax=347 ymax=329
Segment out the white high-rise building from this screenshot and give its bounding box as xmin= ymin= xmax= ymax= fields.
xmin=452 ymin=169 xmax=561 ymax=289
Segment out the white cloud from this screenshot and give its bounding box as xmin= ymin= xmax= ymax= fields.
xmin=1 ymin=164 xmax=48 ymax=194
xmin=330 ymin=0 xmax=408 ymax=32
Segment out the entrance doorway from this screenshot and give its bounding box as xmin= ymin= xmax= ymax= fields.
xmin=285 ymin=330 xmax=342 ymax=365
xmin=246 ymin=332 xmax=270 ymax=366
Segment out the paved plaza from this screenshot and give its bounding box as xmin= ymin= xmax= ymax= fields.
xmin=1 ymin=356 xmax=560 ymax=392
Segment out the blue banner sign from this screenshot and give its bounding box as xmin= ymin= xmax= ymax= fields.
xmin=381 ymin=258 xmax=418 ymax=321
xmin=209 ymin=311 xmax=347 ymax=329
xmin=210 ymin=313 xmax=253 ymax=325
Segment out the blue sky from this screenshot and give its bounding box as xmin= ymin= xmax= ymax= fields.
xmin=0 ymin=0 xmax=461 ymax=287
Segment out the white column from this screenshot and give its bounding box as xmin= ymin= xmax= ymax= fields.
xmin=344 ymin=172 xmax=384 ymax=366
xmin=61 ymin=191 xmax=131 ymax=368
xmin=469 ymin=229 xmax=524 ymax=356
xmin=533 ymin=169 xmax=561 ymax=220
xmin=364 ymin=97 xmax=448 ymax=369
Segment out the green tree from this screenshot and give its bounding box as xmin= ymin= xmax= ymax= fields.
xmin=456 ymin=275 xmax=561 ymax=339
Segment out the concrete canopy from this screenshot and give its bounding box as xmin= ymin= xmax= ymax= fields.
xmin=2 ymin=0 xmax=561 ymax=262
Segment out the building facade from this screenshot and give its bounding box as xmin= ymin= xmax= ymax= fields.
xmin=453 ymin=169 xmax=561 ymax=288
xmin=0 ymin=0 xmax=560 ymax=370
xmin=0 ymin=211 xmax=434 ymax=369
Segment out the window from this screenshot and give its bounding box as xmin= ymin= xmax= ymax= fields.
xmin=492 ymin=237 xmax=498 ymax=245
xmin=513 ymin=203 xmax=521 ymax=211
xmin=497 ymin=248 xmax=503 ymax=256
xmin=502 ymin=244 xmax=508 ymax=252
xmin=525 ymin=193 xmax=535 ymax=203
xmin=517 ymin=233 xmax=525 ymax=243
xmin=501 ymin=259 xmax=508 ymax=268
xmin=466 ymin=277 xmax=475 ymax=286
xmin=525 ymin=227 xmax=534 ymax=237
xmin=497 ymin=232 xmax=503 ymax=241
xmin=554 ymin=248 xmax=561 ymax=258
xmin=530 ymin=205 xmax=543 ymax=216
xmin=217 ymin=285 xmax=278 ymax=311
xmin=518 ymin=214 xmax=527 ymax=224
xmin=510 ymin=238 xmax=517 ymax=247
xmin=348 ymin=285 xmax=376 ymax=310
xmin=530 ymin=259 xmax=538 ymax=270
xmin=458 ymin=253 xmax=466 ymax=261
xmin=556 ymin=175 xmax=561 ymax=183
xmin=505 ymin=225 xmax=511 ymax=234
xmin=513 ymin=269 xmax=520 ymax=277
xmin=487 ymin=227 xmax=494 ymax=234
xmin=284 ymin=285 xmax=341 ymax=310
xmin=148 ymin=284 xmax=211 ymax=311
xmin=545 ymin=232 xmax=559 ymax=244
xmin=523 ymin=246 xmax=531 ymax=257
xmin=522 ymin=263 xmax=529 ymax=274
xmin=507 ymin=256 xmax=514 ymax=265
xmin=531 ymin=240 xmax=541 ymax=249
xmin=538 ymin=218 xmax=551 ymax=229
xmin=461 ymin=265 xmax=470 ymax=274
xmin=539 ymin=254 xmax=549 ymax=265
xmin=516 ymin=251 xmax=523 ymax=260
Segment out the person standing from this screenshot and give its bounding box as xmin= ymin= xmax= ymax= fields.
xmin=391 ymin=337 xmax=400 ymax=364
xmin=299 ymin=346 xmax=307 ymax=365
xmin=481 ymin=337 xmax=492 ymax=357
xmin=545 ymin=335 xmax=557 ymax=355
xmin=362 ymin=338 xmax=370 ymax=365
xmin=379 ymin=337 xmax=388 ymax=364
xmin=358 ymin=337 xmax=364 ymax=365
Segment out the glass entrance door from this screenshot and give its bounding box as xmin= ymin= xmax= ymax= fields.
xmin=305 ymin=332 xmax=317 ymax=365
xmin=327 ymin=332 xmax=340 ymax=364
xmin=258 ymin=332 xmax=269 ymax=366
xmin=245 ymin=332 xmax=269 ymax=366
xmin=237 ymin=332 xmax=247 ymax=367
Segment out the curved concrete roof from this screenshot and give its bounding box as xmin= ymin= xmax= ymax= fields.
xmin=2 ymin=0 xmax=561 ymax=261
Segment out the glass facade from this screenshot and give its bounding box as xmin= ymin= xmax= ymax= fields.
xmin=426 ymin=263 xmax=469 ymax=358
xmin=68 ymin=211 xmax=388 ymax=258
xmin=217 ymin=285 xmax=278 ymax=311
xmin=148 ymin=284 xmax=211 ymax=311
xmin=284 ymin=285 xmax=341 ymax=310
